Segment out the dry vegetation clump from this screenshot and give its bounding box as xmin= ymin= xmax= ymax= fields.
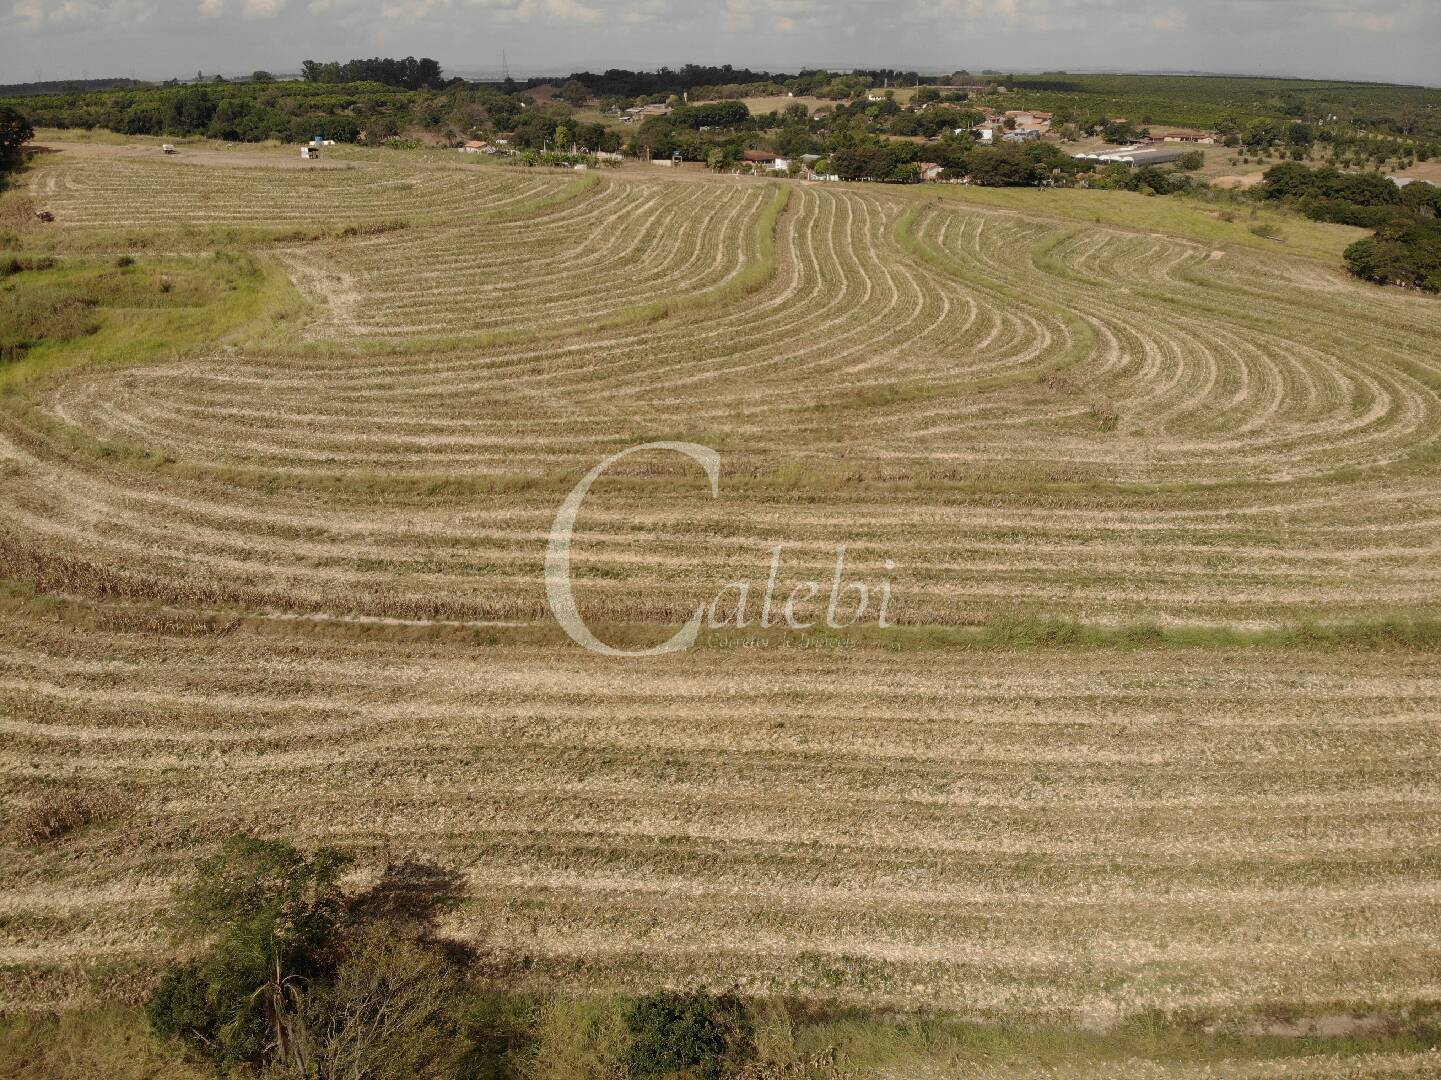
xmin=1088 ymin=399 xmax=1120 ymax=432
xmin=8 ymin=785 xmax=126 ymax=845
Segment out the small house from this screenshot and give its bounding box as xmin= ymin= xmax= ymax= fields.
xmin=1005 ymin=110 xmax=1053 ymax=132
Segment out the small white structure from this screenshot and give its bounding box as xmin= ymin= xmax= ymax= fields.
xmin=1073 ymin=147 xmax=1190 ymax=166
xmin=162 ymin=144 xmax=177 ymax=154
xmin=623 ymin=103 xmax=672 ymax=123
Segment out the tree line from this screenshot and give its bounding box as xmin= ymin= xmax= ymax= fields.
xmin=302 ymin=57 xmax=445 ymax=91
xmin=144 ymin=834 xmax=759 ymax=1078
xmin=0 ymin=106 xmax=33 ymax=174
xmin=1262 ymin=162 xmax=1441 ymax=291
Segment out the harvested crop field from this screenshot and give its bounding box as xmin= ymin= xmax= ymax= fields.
xmin=3 ymin=599 xmax=1441 ymax=1025
xmin=2 ymin=138 xmax=1440 ymax=1062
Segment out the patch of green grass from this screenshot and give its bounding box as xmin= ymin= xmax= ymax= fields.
xmin=895 ymin=200 xmax=1097 ymax=388
xmin=0 ymin=250 xmax=302 ymax=393
xmin=695 ymin=614 xmax=1441 ymax=654
xmin=924 ymin=183 xmax=1363 ymax=263
xmin=0 ymin=281 xmax=101 ymax=362
xmin=4 ymin=999 xmax=1439 ymax=1080
xmin=0 ymin=1009 xmax=211 ymax=1080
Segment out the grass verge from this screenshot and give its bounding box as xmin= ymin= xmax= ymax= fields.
xmin=2 ymin=999 xmax=1438 ymax=1080
xmin=924 ymin=183 xmax=1364 ymax=263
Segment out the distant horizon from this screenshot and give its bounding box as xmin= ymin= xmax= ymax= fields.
xmin=4 ymin=0 xmax=1436 ymax=91
xmin=6 ymin=65 xmax=1438 ymax=92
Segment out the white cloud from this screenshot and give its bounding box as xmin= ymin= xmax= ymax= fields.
xmin=11 ymin=0 xmax=46 ymax=25
xmin=379 ymin=0 xmax=447 ymax=19
xmin=1151 ymin=8 xmax=1185 ymax=31
xmin=1329 ymin=11 xmax=1395 ymax=32
xmin=535 ymin=0 xmax=603 ymax=23
xmin=8 ymin=0 xmax=161 ymax=23
xmin=618 ymin=0 xmax=668 ymax=23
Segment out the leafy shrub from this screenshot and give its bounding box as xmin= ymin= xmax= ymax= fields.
xmin=1345 ymin=218 xmax=1441 ymax=291
xmin=1299 ymin=196 xmax=1406 ymax=228
xmin=0 ymin=282 xmax=102 ymax=362
xmin=305 ymin=930 xmax=467 ymax=1080
xmin=0 ymin=254 xmax=56 ymax=277
xmin=146 ymin=836 xmax=352 ymax=1071
xmin=146 ymin=957 xmax=270 ymax=1069
xmin=625 ymin=990 xmax=754 ymax=1079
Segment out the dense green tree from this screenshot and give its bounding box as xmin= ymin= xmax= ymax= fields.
xmin=1 ymin=102 xmax=36 ymax=169
xmin=557 ymin=79 xmax=589 ymax=107
xmin=669 ymin=100 xmax=751 ymax=129
xmin=1345 ymin=218 xmax=1441 ymax=291
xmin=1101 ymin=120 xmax=1137 ymax=143
xmin=625 ymin=990 xmax=754 ymax=1080
xmin=302 ymin=56 xmax=443 ymax=90
xmin=146 ymin=836 xmax=352 ymax=1071
xmin=968 ymin=147 xmax=1036 ymax=186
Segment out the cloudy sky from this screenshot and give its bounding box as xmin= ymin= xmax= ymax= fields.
xmin=3 ymin=0 xmax=1436 ymax=86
